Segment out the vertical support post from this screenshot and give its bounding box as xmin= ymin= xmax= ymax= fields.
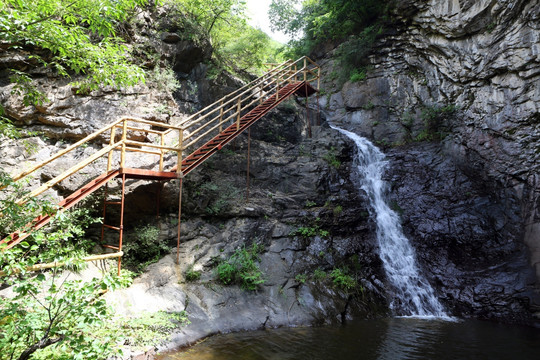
xmin=303 ymin=57 xmax=307 ymax=82
xmin=276 ymin=74 xmax=280 ymax=102
xmin=159 ymin=133 xmax=165 ymax=172
xmin=177 ymin=128 xmax=183 ymax=171
xmin=246 ymin=127 xmax=251 ymax=202
xmin=316 ymin=91 xmax=321 ymax=126
xmin=120 ymin=119 xmax=127 ymax=169
xmin=219 ymin=100 xmax=224 ymax=132
xmin=100 ymin=184 xmax=109 ymax=245
xmin=236 ymin=97 xmax=241 ymax=131
xmin=317 ymin=67 xmax=321 ymax=91
xmin=156 ymin=181 xmax=161 ymax=221
xmin=176 ymin=176 xmax=183 ymax=265
xmin=107 ymin=126 xmax=116 ymax=171
xmin=117 ymin=173 xmax=126 ymax=276
xmin=306 ymin=83 xmax=312 ymax=138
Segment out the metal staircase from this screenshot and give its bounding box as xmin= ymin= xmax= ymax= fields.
xmin=0 ymin=56 xmax=320 ymax=272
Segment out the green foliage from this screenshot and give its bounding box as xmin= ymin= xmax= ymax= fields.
xmin=148 ymin=65 xmax=181 ymax=93
xmin=414 ymin=104 xmax=457 ymax=142
xmin=323 ymin=147 xmax=341 ymax=169
xmin=270 ymin=0 xmax=391 ymax=57
xmin=0 ymin=271 xmax=126 ymax=360
xmin=122 ymin=224 xmax=169 ymax=274
xmin=291 ymin=224 xmax=329 ymax=239
xmin=0 ymin=0 xmax=148 ymax=94
xmin=0 ymin=171 xmax=135 ymax=359
xmin=169 ymin=0 xmax=284 ymax=76
xmin=295 ymin=273 xmax=307 ymax=284
xmin=105 ymin=311 xmax=189 ymax=349
xmin=185 ymin=264 xmax=202 ymax=282
xmin=304 ymin=200 xmax=317 ymax=208
xmin=350 ymin=68 xmax=367 ymax=82
xmin=329 ymin=267 xmax=357 ymax=290
xmin=313 ymin=268 xmax=327 ymax=281
xmin=215 ymin=243 xmax=265 ymax=290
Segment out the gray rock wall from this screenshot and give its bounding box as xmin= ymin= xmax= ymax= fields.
xmin=321 ymin=0 xmax=540 ymax=320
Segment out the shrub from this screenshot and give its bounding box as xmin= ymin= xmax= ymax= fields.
xmin=215 ymin=243 xmax=265 ymax=290
xmin=330 ymin=267 xmax=357 ymax=290
xmin=350 ymin=68 xmax=366 ymax=82
xmin=123 ymin=224 xmax=168 ymax=273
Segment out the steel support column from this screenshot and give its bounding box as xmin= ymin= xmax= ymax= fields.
xmin=246 ymin=128 xmax=251 ymax=202
xmin=117 ymin=173 xmax=126 ymax=275
xmin=176 ymin=176 xmax=183 ymax=264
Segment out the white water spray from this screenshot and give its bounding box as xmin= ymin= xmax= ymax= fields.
xmin=332 ymin=124 xmax=447 ymax=317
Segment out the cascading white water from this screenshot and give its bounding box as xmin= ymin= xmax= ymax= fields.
xmin=331 ymin=124 xmax=447 ymax=317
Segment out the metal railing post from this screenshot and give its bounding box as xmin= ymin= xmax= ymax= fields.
xmin=236 ymin=97 xmax=242 ymax=130
xmin=177 ymin=128 xmax=183 ymax=169
xmin=120 ymin=119 xmax=127 ymax=168
xmin=219 ymin=100 xmax=224 ymax=132
xmin=107 ymin=126 xmax=116 ymax=171
xmin=303 ymin=58 xmax=307 ymax=82
xmin=159 ymin=133 xmax=165 ymax=171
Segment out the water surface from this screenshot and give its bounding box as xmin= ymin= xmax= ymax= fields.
xmin=158 ymin=318 xmax=540 ymax=360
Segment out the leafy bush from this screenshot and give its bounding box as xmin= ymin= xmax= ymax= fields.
xmin=122 ymin=224 xmax=169 ymax=273
xmin=330 ymin=267 xmax=357 ymax=290
xmin=415 ymin=104 xmax=457 ymax=142
xmin=215 ymin=243 xmax=265 ymax=290
xmin=148 ymin=65 xmax=181 ymax=93
xmin=350 ymin=68 xmax=367 ymax=82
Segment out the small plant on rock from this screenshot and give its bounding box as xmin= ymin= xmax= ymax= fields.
xmin=323 ymin=147 xmax=341 ymax=169
xmin=185 ymin=264 xmax=202 ymax=282
xmin=330 ymin=267 xmax=357 ymax=291
xmin=313 ymin=268 xmax=327 ymax=281
xmin=215 ymin=243 xmax=265 ymax=290
xmin=295 ymin=273 xmax=307 ymax=284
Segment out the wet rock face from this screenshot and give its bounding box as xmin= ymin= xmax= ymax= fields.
xmin=321 ymin=0 xmax=540 ymax=322
xmin=384 ymin=143 xmax=537 ymax=322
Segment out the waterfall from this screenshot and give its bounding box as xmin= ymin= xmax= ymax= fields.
xmin=331 ymin=124 xmax=447 ymax=317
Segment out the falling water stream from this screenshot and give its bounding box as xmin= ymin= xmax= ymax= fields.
xmin=330 ymin=124 xmax=447 ymax=317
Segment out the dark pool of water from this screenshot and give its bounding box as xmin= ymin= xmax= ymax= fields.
xmin=157 ymin=317 xmax=540 ymax=360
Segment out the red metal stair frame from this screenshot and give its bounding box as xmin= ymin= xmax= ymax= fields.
xmin=1 ymin=169 xmax=121 ymax=250
xmin=175 ymin=81 xmax=314 ymax=176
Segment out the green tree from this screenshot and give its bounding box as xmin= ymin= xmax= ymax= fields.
xmin=269 ymin=0 xmax=391 ymax=57
xmin=174 ymin=0 xmax=247 ymax=35
xmin=0 ymin=170 xmax=127 ymax=359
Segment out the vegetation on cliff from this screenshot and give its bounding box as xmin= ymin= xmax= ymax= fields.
xmin=270 ymin=0 xmax=393 ymax=83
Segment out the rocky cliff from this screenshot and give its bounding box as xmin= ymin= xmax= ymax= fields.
xmin=321 ymin=0 xmax=540 ymax=322
xmin=2 ymin=0 xmax=540 ymax=355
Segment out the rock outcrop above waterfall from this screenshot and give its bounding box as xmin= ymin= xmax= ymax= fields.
xmin=321 ymin=0 xmax=540 ymax=322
